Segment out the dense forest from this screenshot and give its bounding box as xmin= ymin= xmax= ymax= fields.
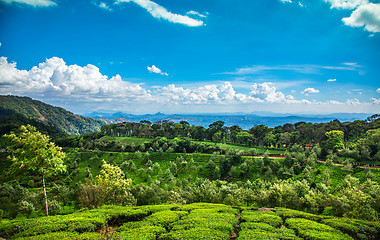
xmin=0 ymin=98 xmax=379 ymax=239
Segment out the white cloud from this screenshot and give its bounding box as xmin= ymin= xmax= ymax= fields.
xmin=0 ymin=56 xmax=152 ymax=102
xmin=371 ymin=98 xmax=380 ymax=104
xmin=249 ymin=82 xmax=307 ymax=104
xmin=187 ymin=10 xmax=207 ymax=18
xmin=323 ymin=0 xmax=369 ymax=10
xmin=1 ymin=56 xmax=379 ymax=113
xmin=98 ymin=2 xmax=112 ymax=11
xmin=377 ymin=88 xmax=380 ymax=93
xmin=280 ymin=0 xmax=292 ymax=3
xmin=327 ymin=78 xmax=337 ymax=82
xmin=159 ymin=82 xmax=260 ymax=104
xmin=147 ymin=65 xmax=168 ymax=76
xmin=0 ymin=0 xmax=57 ymax=7
xmin=342 ymin=3 xmax=380 ymax=33
xmin=299 ymin=2 xmax=304 ymax=7
xmin=301 ymin=88 xmax=320 ymax=95
xmin=116 ymin=0 xmax=204 ymax=27
xmin=346 ymin=98 xmax=361 ymax=104
xmin=223 ymin=63 xmax=363 ymax=75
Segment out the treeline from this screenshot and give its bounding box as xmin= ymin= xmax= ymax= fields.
xmin=101 ymin=116 xmax=379 ymax=148
xmin=92 ymin=115 xmax=380 ymax=164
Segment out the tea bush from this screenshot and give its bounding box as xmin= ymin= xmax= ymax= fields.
xmin=286 ymin=218 xmax=354 ymax=240
xmin=322 ymin=218 xmax=380 ymax=240
xmin=241 ymin=210 xmax=283 ymax=227
xmin=159 ymin=227 xmax=229 ymax=240
xmin=118 ymin=225 xmax=166 ymax=240
xmin=143 ymin=210 xmax=188 ymax=228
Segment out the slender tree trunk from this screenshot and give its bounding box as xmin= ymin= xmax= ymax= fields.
xmin=42 ymin=171 xmax=49 ymax=216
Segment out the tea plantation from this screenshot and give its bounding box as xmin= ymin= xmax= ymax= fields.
xmin=1 ymin=203 xmax=379 ymax=240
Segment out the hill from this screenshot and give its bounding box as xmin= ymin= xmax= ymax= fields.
xmin=85 ymin=111 xmax=370 ymax=129
xmin=0 ymin=95 xmax=104 ymax=135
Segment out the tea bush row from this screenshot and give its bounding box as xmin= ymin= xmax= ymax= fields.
xmin=286 ymin=218 xmax=353 ymax=240
xmin=238 ymin=222 xmax=301 ymax=240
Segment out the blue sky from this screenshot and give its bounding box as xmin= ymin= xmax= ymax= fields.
xmin=0 ymin=0 xmax=379 ymax=114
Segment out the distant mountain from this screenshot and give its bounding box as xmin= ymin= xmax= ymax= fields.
xmin=85 ymin=111 xmax=372 ymax=129
xmin=0 ymin=95 xmax=104 ymax=135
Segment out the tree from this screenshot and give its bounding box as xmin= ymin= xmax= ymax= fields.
xmin=325 ymin=130 xmax=344 ymax=151
xmin=4 ymin=125 xmax=66 ymax=216
xmin=97 ymin=160 xmax=135 ymax=206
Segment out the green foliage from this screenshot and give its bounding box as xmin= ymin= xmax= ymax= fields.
xmin=118 ymin=225 xmax=166 ymax=240
xmin=4 ymin=125 xmax=66 ymax=176
xmin=143 ymin=210 xmax=188 ymax=228
xmin=0 ymin=95 xmax=103 ymax=135
xmin=238 ymin=222 xmax=301 ymax=240
xmin=241 ymin=210 xmax=283 ymax=228
xmin=325 ymin=130 xmax=345 ymax=151
xmin=14 ymin=231 xmax=80 ymax=240
xmin=4 ymin=125 xmax=66 ymax=216
xmin=322 ymin=218 xmax=380 ymax=240
xmin=96 ymin=160 xmax=135 ymax=206
xmin=286 ymin=218 xmax=353 ymax=240
xmin=159 ymin=227 xmax=229 ymax=240
xmin=276 ymin=208 xmax=327 ymax=222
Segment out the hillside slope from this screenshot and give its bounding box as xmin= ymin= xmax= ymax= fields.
xmin=0 ymin=95 xmax=104 ymax=135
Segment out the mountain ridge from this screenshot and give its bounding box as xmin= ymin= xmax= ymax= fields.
xmin=0 ymin=95 xmax=104 ymax=135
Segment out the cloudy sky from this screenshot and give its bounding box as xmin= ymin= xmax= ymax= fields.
xmin=0 ymin=0 xmax=379 ymax=115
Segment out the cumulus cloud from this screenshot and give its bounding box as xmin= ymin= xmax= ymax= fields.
xmin=323 ymin=0 xmax=368 ymax=10
xmin=0 ymin=56 xmax=152 ymax=102
xmin=249 ymin=82 xmax=308 ymax=104
xmin=2 ymin=56 xmax=379 ymax=113
xmin=159 ymin=82 xmax=260 ymax=104
xmin=301 ymin=88 xmax=320 ymax=95
xmin=116 ymin=0 xmax=204 ymax=27
xmin=377 ymin=88 xmax=380 ymax=93
xmin=280 ymin=0 xmax=292 ymax=3
xmin=0 ymin=0 xmax=57 ymax=7
xmin=327 ymin=79 xmax=337 ymax=82
xmin=147 ymin=65 xmax=168 ymax=76
xmin=187 ymin=10 xmax=207 ymax=18
xmin=343 ymin=3 xmax=380 ymax=33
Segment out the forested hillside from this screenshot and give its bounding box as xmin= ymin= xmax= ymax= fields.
xmin=0 ymin=95 xmax=104 ymax=135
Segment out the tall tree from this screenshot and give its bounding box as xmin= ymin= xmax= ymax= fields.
xmin=4 ymin=125 xmax=66 ymax=216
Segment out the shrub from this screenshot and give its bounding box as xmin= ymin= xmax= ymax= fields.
xmin=13 ymin=231 xmax=79 ymax=240
xmin=322 ymin=218 xmax=380 ymax=240
xmin=118 ymin=226 xmax=166 ymax=240
xmin=159 ymin=227 xmax=229 ymax=240
xmin=239 ymin=222 xmax=301 ymax=240
xmin=286 ymin=218 xmax=353 ymax=240
xmin=75 ymin=232 xmax=102 ymax=240
xmin=241 ymin=210 xmax=283 ymax=227
xmin=143 ymin=210 xmax=188 ymax=228
xmin=276 ymin=208 xmax=328 ymax=222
